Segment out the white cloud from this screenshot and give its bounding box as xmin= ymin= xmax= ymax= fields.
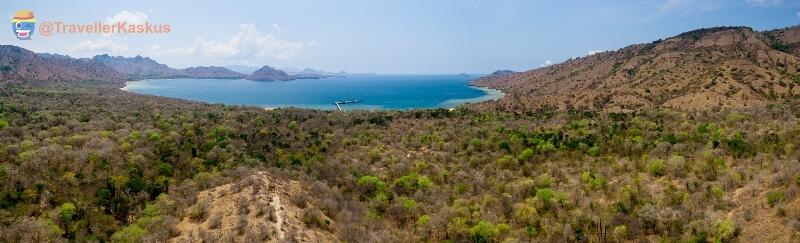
xmin=745 ymin=0 xmax=782 ymax=5
xmin=307 ymin=41 xmax=317 ymax=47
xmin=149 ymin=44 xmax=161 ymax=51
xmin=273 ymin=23 xmax=282 ymax=32
xmin=587 ymin=50 xmax=607 ymax=55
xmin=660 ymin=0 xmax=683 ymax=10
xmin=71 ymin=39 xmax=128 ymax=53
xmin=167 ymin=23 xmax=307 ymax=61
xmin=539 ymin=60 xmax=554 ymax=67
xmin=106 ymin=10 xmax=149 ymax=24
xmin=147 ymin=45 xmax=162 ymax=54
xmin=659 ymin=0 xmax=721 ymax=12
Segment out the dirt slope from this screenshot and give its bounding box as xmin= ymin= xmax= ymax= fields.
xmin=169 ymin=172 xmax=337 ymax=242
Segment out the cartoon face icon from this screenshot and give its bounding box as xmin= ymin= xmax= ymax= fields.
xmin=11 ymin=10 xmax=36 ymax=40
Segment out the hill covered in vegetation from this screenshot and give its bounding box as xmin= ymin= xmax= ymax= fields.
xmin=0 ymin=26 xmax=799 ymax=242
xmin=472 ymin=26 xmax=800 ymax=112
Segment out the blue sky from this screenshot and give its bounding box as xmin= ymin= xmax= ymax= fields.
xmin=2 ymin=0 xmax=798 ymax=74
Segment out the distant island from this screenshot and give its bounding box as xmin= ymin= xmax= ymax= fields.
xmin=246 ymin=65 xmax=294 ymax=81
xmin=181 ymin=66 xmax=248 ymax=79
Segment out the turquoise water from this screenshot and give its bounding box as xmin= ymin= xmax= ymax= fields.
xmin=124 ymin=75 xmax=503 ymax=110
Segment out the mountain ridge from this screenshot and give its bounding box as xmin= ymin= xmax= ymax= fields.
xmin=0 ymin=48 xmax=344 ymax=83
xmin=0 ymin=45 xmax=125 ymax=83
xmin=93 ymin=55 xmax=248 ymax=80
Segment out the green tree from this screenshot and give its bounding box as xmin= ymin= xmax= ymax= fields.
xmin=417 ymin=214 xmax=430 ymax=228
xmin=587 ymin=146 xmax=600 ymax=156
xmin=469 ymin=138 xmax=484 ymax=151
xmin=767 ymin=190 xmax=784 ymax=207
xmin=0 ymin=118 xmax=9 ymax=129
xmin=470 ymin=220 xmax=498 ymax=243
xmin=613 ymin=225 xmax=627 ymax=241
xmin=58 ymin=203 xmax=77 ymax=223
xmin=0 ymin=164 xmax=8 ymax=182
xmin=517 ymin=148 xmax=535 ymax=161
xmin=110 ymin=225 xmax=148 ymax=243
xmin=726 ymin=133 xmax=748 ymax=157
xmin=647 ymin=159 xmax=665 ymax=177
xmin=535 ymin=189 xmax=554 ymax=203
xmin=580 ymin=171 xmax=607 ymax=190
xmin=513 ymin=198 xmax=539 ymax=226
xmin=713 ymin=219 xmax=737 ymax=242
xmin=357 ymin=175 xmax=387 ymax=196
xmin=537 ymin=141 xmax=556 ymax=153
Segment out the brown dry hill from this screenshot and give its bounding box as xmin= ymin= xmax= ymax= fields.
xmin=472 ymin=26 xmax=800 ymax=112
xmin=0 ymin=45 xmax=125 ymax=83
xmin=169 ymin=172 xmax=337 ymax=243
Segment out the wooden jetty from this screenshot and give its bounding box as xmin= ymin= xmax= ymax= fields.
xmin=333 ymin=100 xmax=362 ymax=111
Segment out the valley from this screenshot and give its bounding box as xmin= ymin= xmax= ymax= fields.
xmin=0 ymin=25 xmax=799 ymax=242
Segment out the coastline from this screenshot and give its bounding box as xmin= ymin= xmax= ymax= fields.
xmin=438 ymin=86 xmax=505 ymax=108
xmin=470 ymin=86 xmax=505 ymax=101
xmin=120 ymin=81 xmax=130 ymax=91
xmin=121 ymin=78 xmax=506 ymax=111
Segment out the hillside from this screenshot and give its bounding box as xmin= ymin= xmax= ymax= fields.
xmin=0 ymin=46 xmax=124 ymax=83
xmin=472 ymin=26 xmax=800 ymax=112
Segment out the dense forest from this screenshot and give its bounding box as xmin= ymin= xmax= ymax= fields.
xmin=0 ymin=80 xmax=798 ymax=242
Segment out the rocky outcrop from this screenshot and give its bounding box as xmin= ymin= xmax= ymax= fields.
xmin=170 ymin=172 xmax=337 ymax=242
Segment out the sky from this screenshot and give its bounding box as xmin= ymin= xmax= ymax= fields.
xmin=2 ymin=0 xmax=799 ymax=74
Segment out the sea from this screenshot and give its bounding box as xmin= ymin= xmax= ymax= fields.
xmin=123 ymin=74 xmax=503 ymax=110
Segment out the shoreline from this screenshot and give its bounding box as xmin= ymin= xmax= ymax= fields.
xmin=436 ymin=86 xmax=505 ymax=108
xmin=470 ymin=86 xmax=505 ymax=101
xmin=120 ymin=81 xmax=130 ymax=91
xmin=121 ymin=79 xmax=506 ymax=111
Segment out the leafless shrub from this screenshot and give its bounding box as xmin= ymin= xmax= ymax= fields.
xmin=290 ymin=193 xmax=309 ymax=209
xmin=229 ymin=181 xmax=243 ymax=194
xmin=255 ymin=201 xmax=272 ymax=217
xmin=208 ymin=214 xmax=222 ymax=229
xmin=189 ymin=199 xmax=210 ymax=222
xmin=236 ymin=214 xmax=248 ymax=236
xmin=237 ymin=196 xmax=250 ymax=215
xmin=302 ymin=207 xmax=330 ymax=229
xmin=198 ymin=228 xmax=217 ymax=242
xmin=252 ymin=181 xmax=262 ymax=196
